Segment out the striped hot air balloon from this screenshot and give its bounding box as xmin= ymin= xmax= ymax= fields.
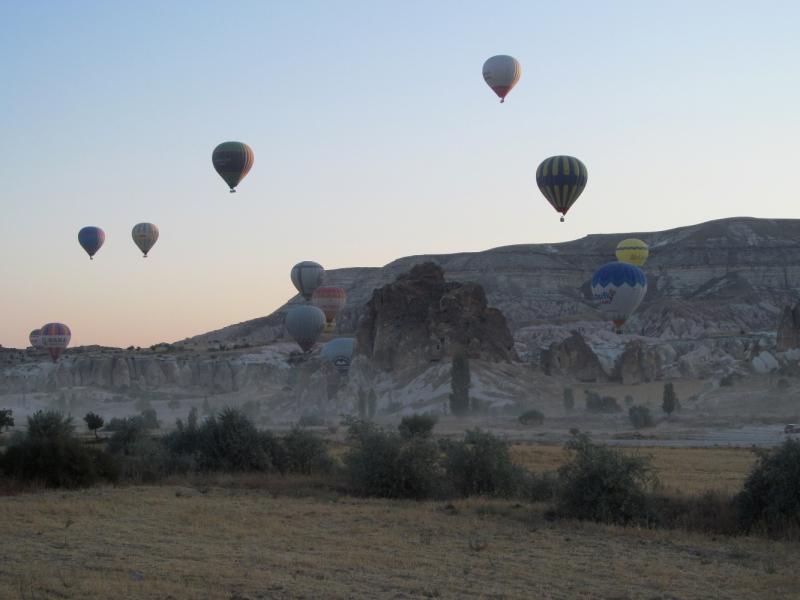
xmin=78 ymin=226 xmax=105 ymax=260
xmin=212 ymin=142 xmax=254 ymax=193
xmin=321 ymin=338 xmax=355 ymax=375
xmin=615 ymin=239 xmax=649 ymax=267
xmin=285 ymin=306 xmax=326 ymax=352
xmin=131 ymin=223 xmax=159 ymax=257
xmin=591 ymin=262 xmax=647 ymax=332
xmin=536 ymin=155 xmax=588 ymax=222
xmin=482 ymin=55 xmax=521 ymax=103
xmin=39 ymin=323 xmax=72 ymax=362
xmin=29 ymin=329 xmax=44 ymax=349
xmin=291 ymin=261 xmax=326 ymax=302
xmin=311 ymin=286 xmax=346 ymax=326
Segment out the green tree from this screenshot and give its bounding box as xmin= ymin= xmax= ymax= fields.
xmin=187 ymin=406 xmax=199 ymax=431
xmin=367 ymin=388 xmax=377 ymax=418
xmin=624 ymin=395 xmax=634 ymax=407
xmin=448 ymin=351 xmax=472 ymax=416
xmin=83 ymin=412 xmax=104 ymax=438
xmin=563 ymin=387 xmax=574 ymax=413
xmin=167 ymin=398 xmax=180 ymax=413
xmin=357 ymin=387 xmax=367 ymax=418
xmin=202 ymin=395 xmax=211 ymax=416
xmin=0 ymin=408 xmax=13 ymax=430
xmin=662 ymin=382 xmax=678 ymax=419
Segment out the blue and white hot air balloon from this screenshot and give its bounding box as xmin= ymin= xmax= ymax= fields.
xmin=321 ymin=338 xmax=355 ymax=375
xmin=591 ymin=262 xmax=647 ymax=332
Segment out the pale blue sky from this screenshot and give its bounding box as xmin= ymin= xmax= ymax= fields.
xmin=1 ymin=1 xmax=798 ymax=348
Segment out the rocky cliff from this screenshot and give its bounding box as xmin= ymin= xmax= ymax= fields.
xmin=186 ymin=217 xmax=800 ymax=349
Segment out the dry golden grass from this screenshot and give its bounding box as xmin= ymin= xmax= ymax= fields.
xmin=511 ymin=444 xmax=758 ymax=494
xmin=1 ymin=447 xmax=797 ymax=599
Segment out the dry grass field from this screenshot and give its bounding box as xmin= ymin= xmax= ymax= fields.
xmin=2 ymin=446 xmax=799 ymax=600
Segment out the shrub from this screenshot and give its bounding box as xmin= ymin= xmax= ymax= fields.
xmin=0 ymin=437 xmax=120 ymax=488
xmin=297 ymin=411 xmax=325 ymax=427
xmin=556 ymin=432 xmax=659 ymax=525
xmin=195 ymin=407 xmax=284 ymax=473
xmin=720 ymin=374 xmax=734 ymax=387
xmin=441 ymin=429 xmax=526 ymax=498
xmin=398 ymin=413 xmax=438 ymax=439
xmin=734 ymin=438 xmax=800 ymax=533
xmin=662 ymin=382 xmax=678 ymax=417
xmin=83 ymin=412 xmax=104 ymax=438
xmin=518 ymin=409 xmax=545 ymax=426
xmin=342 ymin=417 xmax=441 ymax=500
xmin=563 ymin=387 xmax=574 ymax=413
xmin=25 ymin=410 xmax=75 ymax=440
xmin=385 ymin=400 xmax=404 ymax=414
xmin=776 ymin=378 xmax=790 ymax=390
xmin=282 ymin=426 xmax=335 ymax=475
xmin=241 ymin=400 xmax=261 ymax=420
xmin=624 ymin=395 xmax=634 ymax=407
xmin=140 ymin=408 xmax=160 ymax=429
xmin=0 ymin=409 xmax=13 ymax=430
xmin=117 ymin=437 xmax=170 ymax=483
xmin=628 ymin=405 xmax=655 ymax=428
xmin=106 ymin=416 xmax=150 ymax=455
xmin=167 ymin=398 xmax=180 ymax=412
xmin=585 ymin=392 xmax=622 ymax=413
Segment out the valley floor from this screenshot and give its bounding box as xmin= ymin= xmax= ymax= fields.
xmin=2 ymin=447 xmax=799 ymax=600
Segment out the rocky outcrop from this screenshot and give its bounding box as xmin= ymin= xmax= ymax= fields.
xmin=353 ymin=263 xmax=518 ymax=372
xmin=777 ymin=303 xmax=800 ymax=350
xmin=611 ymin=340 xmax=662 ymax=384
xmin=540 ymin=331 xmax=607 ymax=382
xmin=286 ymin=358 xmax=341 ymax=409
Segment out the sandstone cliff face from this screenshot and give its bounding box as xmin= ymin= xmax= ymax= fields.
xmin=352 ymin=263 xmax=517 ymax=372
xmin=611 ymin=340 xmax=662 ymax=384
xmin=539 ymin=332 xmax=607 ymax=382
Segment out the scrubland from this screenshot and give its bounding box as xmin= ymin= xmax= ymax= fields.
xmin=2 ymin=444 xmax=799 ymax=600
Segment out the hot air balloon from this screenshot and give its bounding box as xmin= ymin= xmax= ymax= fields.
xmin=321 ymin=338 xmax=355 ymax=375
xmin=591 ymin=262 xmax=647 ymax=333
xmin=323 ymin=322 xmax=336 ymax=334
xmin=482 ymin=55 xmax=521 ymax=103
xmin=291 ymin=261 xmax=326 ymax=302
xmin=78 ymin=226 xmax=105 ymax=260
xmin=285 ymin=306 xmax=326 ymax=352
xmin=29 ymin=329 xmax=43 ymax=349
xmin=615 ymin=239 xmax=649 ymax=267
xmin=212 ymin=142 xmax=254 ymax=193
xmin=132 ymin=223 xmax=159 ymax=257
xmin=39 ymin=323 xmax=71 ymax=362
xmin=311 ymin=286 xmax=346 ymax=330
xmin=536 ymin=155 xmax=588 ymax=222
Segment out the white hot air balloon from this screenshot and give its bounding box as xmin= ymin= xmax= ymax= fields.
xmin=591 ymin=262 xmax=647 ymax=333
xmin=482 ymin=55 xmax=521 ymax=103
xmin=291 ymin=261 xmax=326 ymax=302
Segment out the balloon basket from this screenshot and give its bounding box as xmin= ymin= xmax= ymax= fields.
xmin=230 ymin=190 xmax=236 ymax=193
xmin=560 ymin=216 xmax=565 ymax=222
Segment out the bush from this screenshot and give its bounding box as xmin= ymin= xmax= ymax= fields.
xmin=518 ymin=409 xmax=545 ymax=426
xmin=0 ymin=409 xmax=13 ymax=430
xmin=83 ymin=412 xmax=104 ymax=438
xmin=0 ymin=437 xmax=120 ymax=488
xmin=282 ymin=426 xmax=335 ymax=475
xmin=297 ymin=411 xmax=325 ymax=427
xmin=556 ymin=433 xmax=659 ymax=525
xmin=342 ymin=417 xmax=441 ymax=500
xmin=441 ymin=429 xmax=527 ymax=498
xmin=628 ymin=405 xmax=655 ymax=428
xmin=106 ymin=416 xmax=151 ymax=455
xmin=734 ymin=438 xmax=800 ymax=533
xmin=140 ymin=408 xmax=160 ymax=429
xmin=584 ymin=391 xmax=622 ymax=414
xmin=25 ymin=410 xmax=76 ymax=440
xmin=776 ymin=378 xmax=790 ymax=390
xmin=720 ymin=374 xmax=734 ymax=387
xmin=398 ymin=413 xmax=438 ymax=439
xmin=195 ymin=407 xmax=284 ymax=473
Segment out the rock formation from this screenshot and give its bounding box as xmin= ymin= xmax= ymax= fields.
xmin=539 ymin=331 xmax=607 ymax=382
xmin=611 ymin=340 xmax=662 ymax=384
xmin=776 ymin=303 xmax=800 ymax=350
xmin=352 ymin=262 xmax=518 ymax=371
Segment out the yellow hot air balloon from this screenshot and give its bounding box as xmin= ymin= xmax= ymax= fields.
xmin=615 ymin=239 xmax=649 ymax=267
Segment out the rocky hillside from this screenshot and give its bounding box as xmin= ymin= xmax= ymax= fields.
xmin=186 ymin=217 xmax=800 ymax=350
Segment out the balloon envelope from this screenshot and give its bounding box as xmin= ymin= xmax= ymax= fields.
xmin=591 ymin=262 xmax=647 ymax=330
xmin=536 ymin=156 xmax=588 ymax=221
xmin=132 ymin=223 xmax=159 ymax=257
xmin=616 ymin=239 xmax=649 ymax=267
xmin=311 ymin=286 xmax=346 ymax=323
xmin=39 ymin=322 xmax=71 ymax=362
xmin=291 ymin=261 xmax=326 ymax=301
xmin=212 ymin=142 xmax=254 ymax=192
xmin=482 ymin=55 xmax=521 ymax=102
xmin=285 ymin=306 xmax=326 ymax=352
xmin=29 ymin=329 xmax=43 ymax=349
xmin=321 ymin=338 xmax=355 ymax=375
xmin=78 ymin=226 xmax=105 ymax=259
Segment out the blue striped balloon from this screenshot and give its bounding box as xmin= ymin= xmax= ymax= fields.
xmin=285 ymin=306 xmax=326 ymax=352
